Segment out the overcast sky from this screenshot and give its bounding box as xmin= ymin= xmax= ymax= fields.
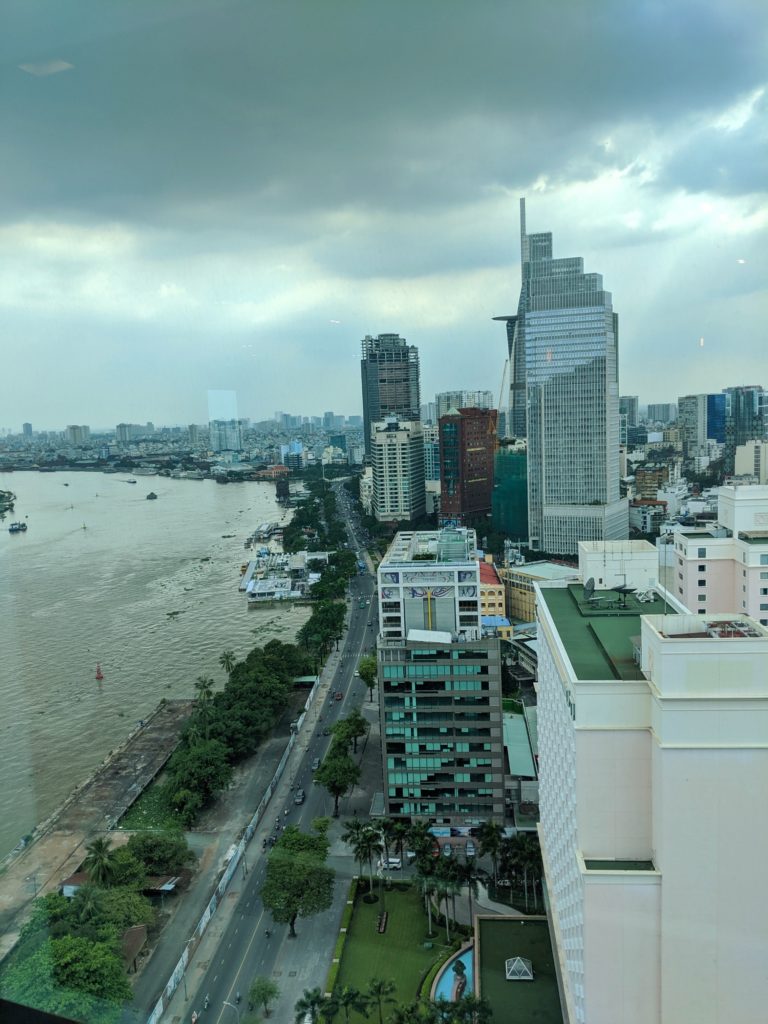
xmin=2 ymin=0 xmax=766 ymax=430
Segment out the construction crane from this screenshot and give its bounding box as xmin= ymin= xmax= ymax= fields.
xmin=489 ymin=357 xmax=510 ymax=441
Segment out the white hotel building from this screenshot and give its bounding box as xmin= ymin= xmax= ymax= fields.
xmin=536 ymin=541 xmax=768 ymax=1024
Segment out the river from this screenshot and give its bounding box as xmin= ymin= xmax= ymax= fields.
xmin=0 ymin=470 xmax=310 ymax=860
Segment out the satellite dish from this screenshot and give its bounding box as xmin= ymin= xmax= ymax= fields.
xmin=584 ymin=577 xmax=595 ymax=600
xmin=612 ymin=584 xmax=637 ymax=594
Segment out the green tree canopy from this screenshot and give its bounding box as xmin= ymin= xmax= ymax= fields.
xmin=260 ymin=826 xmax=334 ymax=937
xmin=314 ymin=750 xmax=361 ymax=817
xmin=126 ymin=831 xmax=195 ymax=874
xmin=249 ymin=976 xmax=280 ymax=1016
xmin=357 ymin=655 xmax=378 ymax=701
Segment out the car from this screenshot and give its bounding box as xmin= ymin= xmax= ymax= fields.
xmin=465 ymin=841 xmax=476 ymax=857
xmin=442 ymin=843 xmax=453 ymax=857
xmin=311 ymin=757 xmax=321 ymax=771
xmin=294 ymin=788 xmax=306 ymax=805
xmin=322 ymin=727 xmax=331 ymax=735
xmin=334 ymin=691 xmax=343 ymax=701
xmin=354 ymin=670 xmax=360 ymax=677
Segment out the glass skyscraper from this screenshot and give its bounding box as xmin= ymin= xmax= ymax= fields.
xmin=510 ymin=199 xmax=627 ymax=554
xmin=360 ymin=334 xmax=421 ymax=459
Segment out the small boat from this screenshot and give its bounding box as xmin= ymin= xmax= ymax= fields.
xmin=95 ymin=663 xmax=104 ymax=681
xmin=126 ymin=479 xmax=137 ymax=485
xmin=146 ymin=492 xmax=158 ymax=500
xmin=9 ymin=522 xmax=27 ymax=533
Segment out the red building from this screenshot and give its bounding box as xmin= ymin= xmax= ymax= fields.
xmin=438 ymin=407 xmax=497 ymax=523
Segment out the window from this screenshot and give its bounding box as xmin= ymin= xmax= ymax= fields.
xmin=762 ymin=589 xmax=768 ymax=596
xmin=698 ymin=547 xmax=707 ymax=558
xmin=698 ymin=579 xmax=706 ymax=587
xmin=761 ymin=555 xmax=768 ymax=565
xmin=698 ymin=564 xmax=706 ymax=572
xmin=698 ymin=595 xmax=706 ymax=603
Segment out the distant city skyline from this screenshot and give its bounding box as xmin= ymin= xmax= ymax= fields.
xmin=2 ymin=3 xmax=766 ymax=428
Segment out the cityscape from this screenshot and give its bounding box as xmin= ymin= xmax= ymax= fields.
xmin=2 ymin=4 xmax=768 ymax=1024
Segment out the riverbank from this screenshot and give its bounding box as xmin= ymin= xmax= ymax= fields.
xmin=0 ymin=700 xmax=193 ymax=962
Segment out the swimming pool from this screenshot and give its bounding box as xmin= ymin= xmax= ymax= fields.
xmin=433 ymin=947 xmax=474 ymax=1001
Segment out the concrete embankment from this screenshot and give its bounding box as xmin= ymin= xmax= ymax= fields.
xmin=0 ymin=700 xmax=192 ymax=962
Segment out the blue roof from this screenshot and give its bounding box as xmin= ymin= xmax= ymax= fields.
xmin=482 ymin=615 xmax=511 ymax=627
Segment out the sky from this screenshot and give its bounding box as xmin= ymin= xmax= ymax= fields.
xmin=2 ymin=0 xmax=767 ymax=430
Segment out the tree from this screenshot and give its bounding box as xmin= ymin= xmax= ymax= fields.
xmin=451 ymin=995 xmax=493 ymax=1024
xmin=476 ymin=821 xmax=503 ymax=884
xmin=84 ymin=837 xmax=115 ymax=887
xmin=415 ymin=868 xmax=436 ymax=937
xmin=108 ymin=848 xmax=147 ymax=889
xmin=341 ymin=821 xmax=381 ymax=894
xmin=126 ymin=831 xmax=195 ymax=874
xmin=294 ymin=987 xmax=329 ymax=1024
xmin=250 ymin=976 xmax=280 ymax=1017
xmin=334 ymin=707 xmax=369 ymax=753
xmin=379 ymin=819 xmax=398 ymax=866
xmin=366 ymin=978 xmax=396 ymax=1024
xmin=51 ymin=934 xmax=132 ymax=1003
xmin=457 ymin=857 xmax=480 ymax=928
xmin=260 ymin=826 xmax=334 ymax=938
xmin=324 ymin=985 xmax=369 ymax=1024
xmin=357 ymin=655 xmax=378 ymax=702
xmin=314 ymin=750 xmax=360 ymax=817
xmin=219 ymin=649 xmax=237 ymax=675
xmin=194 ymin=674 xmax=216 ymax=739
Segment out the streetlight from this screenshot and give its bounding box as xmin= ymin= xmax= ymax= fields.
xmin=223 ymin=1000 xmax=241 ymax=1024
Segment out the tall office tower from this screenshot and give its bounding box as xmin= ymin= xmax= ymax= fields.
xmin=188 ymin=424 xmax=200 ymax=445
xmin=22 ymin=422 xmax=32 ymax=438
xmin=422 ymin=423 xmax=441 ymax=481
xmin=723 ymin=385 xmax=765 ymax=474
xmin=435 ymin=390 xmax=495 ymax=422
xmin=619 ymin=395 xmax=639 ymax=427
xmin=371 ymin=418 xmax=426 ymax=522
xmin=536 ymin=542 xmax=768 ymax=1024
xmin=377 ymin=527 xmax=505 ymax=821
xmin=677 ymin=393 xmax=708 ymax=460
xmin=735 ymin=440 xmax=768 ymax=483
xmin=420 ymin=401 xmax=437 ymax=425
xmin=209 ymin=419 xmax=243 ymax=452
xmin=706 ymin=392 xmax=726 ymax=443
xmin=361 ymin=334 xmax=421 ymax=458
xmin=438 ymin=407 xmax=497 ymax=523
xmin=646 ymin=403 xmax=677 ymax=424
xmin=512 ymin=198 xmax=627 ymax=553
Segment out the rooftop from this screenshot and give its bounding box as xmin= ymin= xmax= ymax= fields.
xmin=479 ymin=561 xmax=502 ymax=586
xmin=506 ymin=560 xmax=578 ymax=581
xmin=538 ymin=584 xmax=677 ymax=681
xmin=382 ymin=526 xmax=478 ymax=566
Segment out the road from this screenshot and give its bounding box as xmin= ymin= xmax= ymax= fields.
xmin=165 ymin=485 xmax=378 ymax=1024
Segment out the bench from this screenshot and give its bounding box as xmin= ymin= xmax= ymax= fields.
xmin=377 ymin=912 xmax=388 ymax=934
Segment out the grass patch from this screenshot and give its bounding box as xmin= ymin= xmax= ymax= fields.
xmin=331 ymin=885 xmax=450 ymax=1012
xmin=117 ymin=781 xmax=183 ymax=831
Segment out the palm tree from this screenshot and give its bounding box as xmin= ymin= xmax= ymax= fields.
xmin=392 ymin=820 xmax=411 ymax=864
xmin=407 ymin=821 xmax=434 ymax=859
xmin=477 ymin=820 xmax=503 ymax=884
xmin=359 ymin=829 xmax=383 ymax=895
xmin=219 ymin=650 xmax=236 ymax=675
xmin=459 ymin=857 xmax=480 ymax=930
xmin=194 ymin=674 xmax=215 ymax=739
xmin=342 ymin=818 xmax=369 ymax=881
xmin=379 ymin=818 xmax=398 ymax=866
xmin=451 ymin=995 xmax=493 ymax=1024
xmin=366 ymin=978 xmax=396 ymax=1024
xmin=84 ymin=837 xmax=115 ymax=887
xmin=295 ymin=988 xmax=328 ymax=1024
xmin=73 ymin=883 xmax=102 ymax=923
xmin=342 ymin=823 xmax=381 ymax=894
xmin=325 ymin=985 xmax=369 ymax=1024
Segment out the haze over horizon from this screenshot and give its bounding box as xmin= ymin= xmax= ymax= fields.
xmin=2 ymin=0 xmax=766 ymax=430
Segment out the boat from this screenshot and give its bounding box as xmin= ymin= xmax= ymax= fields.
xmin=146 ymin=492 xmax=158 ymax=500
xmin=95 ymin=663 xmax=104 ymax=681
xmin=9 ymin=522 xmax=27 ymax=533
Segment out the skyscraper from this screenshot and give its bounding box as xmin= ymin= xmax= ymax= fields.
xmin=510 ymin=198 xmax=627 ymax=554
xmin=438 ymin=406 xmax=497 ymax=523
xmin=360 ymin=334 xmax=420 ymax=458
xmin=677 ymin=393 xmax=708 ymax=460
xmin=723 ymin=385 xmax=765 ymax=474
xmin=619 ymin=395 xmax=639 ymax=427
xmin=370 ymin=418 xmax=426 ymax=522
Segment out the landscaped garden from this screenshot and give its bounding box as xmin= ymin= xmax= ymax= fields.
xmin=331 ymin=883 xmax=452 ymax=1015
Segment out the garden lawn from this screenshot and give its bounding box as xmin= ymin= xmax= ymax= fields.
xmin=333 ymin=885 xmax=450 ymax=1017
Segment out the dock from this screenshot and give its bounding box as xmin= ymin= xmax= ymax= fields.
xmin=0 ymin=700 xmax=193 ymax=962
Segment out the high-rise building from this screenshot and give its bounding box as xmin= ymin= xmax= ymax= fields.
xmin=361 ymin=334 xmax=420 ymax=458
xmin=371 ymin=418 xmax=426 ymax=522
xmin=422 ymin=423 xmax=441 ymax=481
xmin=723 ymin=385 xmax=765 ymax=474
xmin=511 ymin=198 xmax=627 ymax=553
xmin=706 ymin=392 xmax=726 ymax=443
xmin=420 ymin=401 xmax=437 ymax=425
xmin=434 ymin=390 xmax=494 ymax=422
xmin=646 ymin=403 xmax=677 ymax=424
xmin=493 ymin=314 xmax=526 ymax=439
xmin=438 ymin=407 xmax=497 ymax=523
xmin=677 ymin=393 xmax=708 ymax=460
xmin=65 ymin=425 xmax=90 ymax=445
xmin=491 ymin=440 xmax=528 ymax=540
xmin=377 ymin=527 xmax=505 ymax=821
xmin=735 ymin=439 xmax=768 ymax=483
xmin=536 ymin=541 xmax=768 ymax=1024
xmin=619 ymin=395 xmax=639 ymax=427
xmin=22 ymin=422 xmax=32 ymax=438
xmin=209 ymin=419 xmax=243 ymax=452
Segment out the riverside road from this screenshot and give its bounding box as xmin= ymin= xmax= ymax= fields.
xmin=162 ymin=492 xmax=379 ymax=1024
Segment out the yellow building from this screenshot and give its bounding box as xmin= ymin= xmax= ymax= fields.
xmin=500 ymin=560 xmax=579 ymax=622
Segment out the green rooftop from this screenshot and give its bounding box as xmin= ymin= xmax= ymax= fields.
xmin=539 ymin=584 xmax=676 ymax=682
